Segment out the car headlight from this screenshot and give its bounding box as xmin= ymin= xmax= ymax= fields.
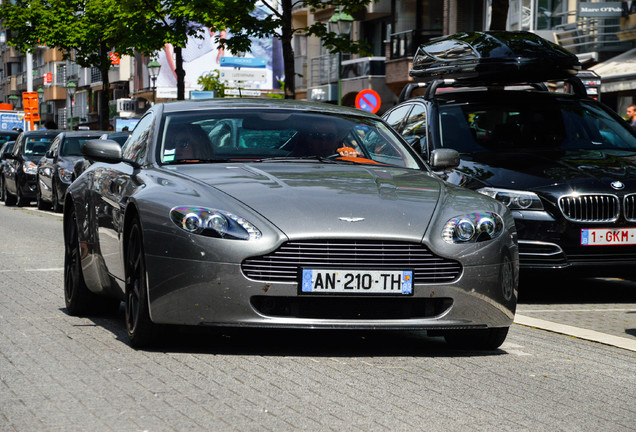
xmin=59 ymin=168 xmax=73 ymax=183
xmin=442 ymin=212 xmax=504 ymax=244
xmin=170 ymin=206 xmax=262 ymax=240
xmin=23 ymin=161 xmax=38 ymax=175
xmin=477 ymin=187 xmax=544 ymax=210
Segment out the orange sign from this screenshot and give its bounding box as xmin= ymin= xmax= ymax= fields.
xmin=22 ymin=92 xmax=40 ymax=129
xmin=109 ymin=52 xmax=120 ymax=65
xmin=44 ymin=73 xmax=52 ymax=84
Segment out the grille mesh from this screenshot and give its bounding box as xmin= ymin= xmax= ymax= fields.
xmin=625 ymin=194 xmax=636 ymax=222
xmin=242 ymin=240 xmax=462 ymax=284
xmin=559 ymin=194 xmax=619 ymax=222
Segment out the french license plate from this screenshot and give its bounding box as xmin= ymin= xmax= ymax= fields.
xmin=581 ymin=228 xmax=636 ymax=246
xmin=300 ymin=269 xmax=413 ymax=295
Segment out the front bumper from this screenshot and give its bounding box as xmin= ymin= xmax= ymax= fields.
xmin=144 ymin=257 xmax=517 ymax=329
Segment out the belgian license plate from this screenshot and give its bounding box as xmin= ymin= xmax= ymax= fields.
xmin=581 ymin=228 xmax=636 ymax=246
xmin=300 ymin=269 xmax=413 ymax=295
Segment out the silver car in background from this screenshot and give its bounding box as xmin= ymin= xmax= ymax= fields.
xmin=64 ymin=98 xmax=518 ymax=350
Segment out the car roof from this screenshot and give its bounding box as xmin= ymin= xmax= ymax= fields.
xmin=58 ymin=130 xmax=107 ymax=137
xmin=158 ymin=97 xmax=378 ymax=119
xmin=20 ymin=129 xmax=63 ymax=137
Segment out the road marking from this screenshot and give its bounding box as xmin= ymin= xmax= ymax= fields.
xmin=0 ymin=268 xmax=63 ymax=272
xmin=514 ymin=314 xmax=636 ymax=352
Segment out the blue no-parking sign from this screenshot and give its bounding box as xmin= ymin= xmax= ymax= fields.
xmin=355 ymin=89 xmax=381 ymax=114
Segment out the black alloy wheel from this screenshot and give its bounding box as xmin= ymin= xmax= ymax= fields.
xmin=125 ymin=219 xmax=157 ymax=348
xmin=0 ymin=176 xmax=4 ymax=202
xmin=64 ymin=208 xmax=98 ymax=314
xmin=16 ymin=184 xmax=27 ymax=207
xmin=36 ymin=183 xmax=50 ymax=210
xmin=52 ymin=187 xmax=62 ymax=213
xmin=3 ymin=180 xmax=16 ymax=206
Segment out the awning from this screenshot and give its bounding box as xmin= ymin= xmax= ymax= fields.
xmin=590 ymin=49 xmax=636 ymax=93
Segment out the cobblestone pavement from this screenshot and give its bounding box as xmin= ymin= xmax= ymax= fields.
xmin=1 ymin=205 xmax=635 ymax=431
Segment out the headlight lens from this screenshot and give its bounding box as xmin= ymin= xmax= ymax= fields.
xmin=442 ymin=212 xmax=503 ymax=244
xmin=170 ymin=206 xmax=262 ymax=240
xmin=59 ymin=168 xmax=73 ymax=183
xmin=477 ymin=187 xmax=544 ymax=210
xmin=23 ymin=161 xmax=38 ymax=175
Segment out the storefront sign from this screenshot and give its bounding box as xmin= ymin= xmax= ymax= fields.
xmin=579 ymin=2 xmax=622 ymax=17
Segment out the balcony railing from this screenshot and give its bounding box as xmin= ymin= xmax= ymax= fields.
xmin=553 ymin=17 xmax=629 ymax=54
xmin=309 ymin=54 xmax=337 ymax=88
xmin=389 ymin=29 xmax=443 ymax=60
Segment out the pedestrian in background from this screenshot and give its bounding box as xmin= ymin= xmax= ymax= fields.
xmin=627 ymin=104 xmax=636 ymax=129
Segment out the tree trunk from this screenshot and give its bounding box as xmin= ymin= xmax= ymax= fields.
xmin=490 ymin=0 xmax=510 ymax=30
xmin=281 ymin=0 xmax=295 ymax=99
xmin=175 ymin=46 xmax=185 ymax=100
xmin=99 ymin=42 xmax=110 ymax=131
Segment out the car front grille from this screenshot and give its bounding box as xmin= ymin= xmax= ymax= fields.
xmin=625 ymin=194 xmax=636 ymax=222
xmin=242 ymin=240 xmax=462 ymax=284
xmin=558 ymin=194 xmax=619 ymax=222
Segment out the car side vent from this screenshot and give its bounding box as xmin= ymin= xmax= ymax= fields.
xmin=625 ymin=194 xmax=636 ymax=222
xmin=242 ymin=240 xmax=462 ymax=284
xmin=558 ymin=194 xmax=619 ymax=222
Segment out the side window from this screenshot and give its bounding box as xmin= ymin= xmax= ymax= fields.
xmin=383 ymin=105 xmax=413 ymax=132
xmin=122 ymin=113 xmax=154 ymax=163
xmin=49 ymin=138 xmax=60 ymax=157
xmin=402 ymin=104 xmax=427 ymax=139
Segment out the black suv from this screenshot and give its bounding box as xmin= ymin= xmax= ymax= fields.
xmin=3 ymin=129 xmax=61 ymax=206
xmin=384 ymin=31 xmax=636 ymax=278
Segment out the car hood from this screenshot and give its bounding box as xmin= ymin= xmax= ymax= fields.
xmin=58 ymin=155 xmax=83 ymax=168
xmin=168 ymin=163 xmax=443 ymax=239
xmin=460 ymin=149 xmax=636 ymax=191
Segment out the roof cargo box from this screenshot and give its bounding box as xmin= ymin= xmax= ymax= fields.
xmin=410 ymin=31 xmax=581 ymax=84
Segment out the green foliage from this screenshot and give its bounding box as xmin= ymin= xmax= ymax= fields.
xmin=197 ymin=70 xmax=226 ymax=98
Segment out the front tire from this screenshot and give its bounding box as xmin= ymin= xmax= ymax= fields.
xmin=16 ymin=184 xmax=28 ymax=207
xmin=51 ymin=187 xmax=63 ymax=213
xmin=444 ymin=327 xmax=510 ymax=350
xmin=4 ymin=181 xmax=16 ymax=206
xmin=36 ymin=184 xmax=50 ymax=210
xmin=125 ymin=219 xmax=157 ymax=348
xmin=64 ymin=207 xmax=99 ymax=315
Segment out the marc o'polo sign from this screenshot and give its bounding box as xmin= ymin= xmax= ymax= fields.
xmin=579 ymin=2 xmax=622 ymax=17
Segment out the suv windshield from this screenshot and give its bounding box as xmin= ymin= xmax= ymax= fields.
xmin=24 ymin=137 xmax=54 ymax=156
xmin=438 ymin=95 xmax=636 ymax=153
xmin=158 ymin=109 xmax=420 ymax=169
xmin=61 ymin=137 xmax=94 ymax=156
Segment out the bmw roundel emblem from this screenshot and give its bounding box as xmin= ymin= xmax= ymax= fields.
xmin=610 ymin=181 xmax=625 ymax=190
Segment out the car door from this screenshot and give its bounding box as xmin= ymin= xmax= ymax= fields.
xmin=38 ymin=136 xmax=60 ymax=202
xmin=4 ymin=134 xmax=23 ymax=195
xmin=96 ymin=112 xmax=154 ymax=282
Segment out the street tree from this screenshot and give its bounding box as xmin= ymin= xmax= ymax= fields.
xmin=0 ymin=0 xmax=147 ymax=130
xmin=190 ymin=0 xmax=374 ymax=100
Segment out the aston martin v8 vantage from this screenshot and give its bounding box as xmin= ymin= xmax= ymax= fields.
xmin=63 ymin=98 xmax=518 ymax=349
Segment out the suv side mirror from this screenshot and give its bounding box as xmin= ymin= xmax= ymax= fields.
xmin=429 ymin=148 xmax=460 ymax=170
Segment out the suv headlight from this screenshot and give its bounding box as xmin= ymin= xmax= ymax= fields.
xmin=23 ymin=161 xmax=38 ymax=175
xmin=59 ymin=168 xmax=73 ymax=184
xmin=442 ymin=212 xmax=503 ymax=244
xmin=170 ymin=206 xmax=262 ymax=240
xmin=477 ymin=187 xmax=544 ymax=210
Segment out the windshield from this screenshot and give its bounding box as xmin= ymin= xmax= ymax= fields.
xmin=23 ymin=137 xmax=53 ymax=156
xmin=158 ymin=109 xmax=420 ymax=169
xmin=61 ymin=137 xmax=96 ymax=156
xmin=438 ymin=97 xmax=636 ymax=153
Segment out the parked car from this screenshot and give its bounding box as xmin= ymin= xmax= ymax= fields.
xmin=37 ymin=130 xmax=105 ymax=211
xmin=3 ymin=129 xmax=60 ymax=206
xmin=0 ymin=129 xmax=20 ymax=147
xmin=383 ymin=31 xmax=636 ymax=278
xmin=71 ymin=131 xmax=130 ymax=182
xmin=0 ymin=140 xmax=16 ymax=202
xmin=64 ymin=98 xmax=518 ymax=349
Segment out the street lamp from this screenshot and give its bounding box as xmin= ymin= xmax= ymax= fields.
xmin=37 ymin=86 xmax=44 ymax=128
xmin=66 ymin=81 xmax=76 ymax=131
xmin=329 ymin=8 xmax=354 ymax=106
xmin=148 ymin=60 xmax=161 ymax=103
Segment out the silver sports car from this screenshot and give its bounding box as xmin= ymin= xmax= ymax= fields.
xmin=63 ymin=98 xmax=518 ymax=349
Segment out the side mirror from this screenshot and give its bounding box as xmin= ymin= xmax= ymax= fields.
xmin=429 ymin=148 xmax=460 ymax=170
xmin=82 ymin=139 xmax=123 ymax=164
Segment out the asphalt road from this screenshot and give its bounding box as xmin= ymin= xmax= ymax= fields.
xmin=1 ymin=204 xmax=634 ymax=431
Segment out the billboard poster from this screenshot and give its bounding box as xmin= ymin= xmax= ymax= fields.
xmin=155 ymin=5 xmax=283 ymax=98
xmin=0 ymin=111 xmax=26 ymax=131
